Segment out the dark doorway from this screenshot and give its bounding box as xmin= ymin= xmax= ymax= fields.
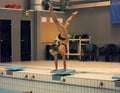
xmin=0 ymin=20 xmax=12 ymax=62
xmin=21 ymin=20 xmax=31 ymax=61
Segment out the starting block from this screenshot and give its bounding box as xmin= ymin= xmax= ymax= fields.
xmin=112 ymin=75 xmax=120 ymax=87
xmin=112 ymin=74 xmax=120 ymax=80
xmin=5 ymin=65 xmax=27 ymax=71
xmin=50 ymin=69 xmax=76 ymax=76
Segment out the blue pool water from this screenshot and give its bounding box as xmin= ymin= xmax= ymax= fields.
xmin=0 ymin=88 xmax=21 ymax=93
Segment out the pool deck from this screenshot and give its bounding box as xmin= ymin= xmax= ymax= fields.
xmin=0 ymin=60 xmax=120 ymax=81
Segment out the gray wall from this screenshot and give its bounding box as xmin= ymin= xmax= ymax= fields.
xmin=0 ymin=9 xmax=37 ymax=62
xmin=0 ymin=8 xmax=65 ymax=61
xmin=1 ymin=5 xmax=120 ymax=61
xmin=65 ymin=6 xmax=120 ymax=47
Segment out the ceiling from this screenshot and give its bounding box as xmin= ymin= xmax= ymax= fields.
xmin=50 ymin=0 xmax=110 ymax=10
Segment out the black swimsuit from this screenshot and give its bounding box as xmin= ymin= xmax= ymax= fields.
xmin=58 ymin=34 xmax=66 ymax=40
xmin=51 ymin=34 xmax=67 ymax=52
xmin=58 ymin=34 xmax=67 ymax=50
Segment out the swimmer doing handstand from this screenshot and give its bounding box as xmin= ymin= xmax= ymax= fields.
xmin=48 ymin=2 xmax=78 ymax=72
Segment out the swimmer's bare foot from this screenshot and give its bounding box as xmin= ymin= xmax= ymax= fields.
xmin=72 ymin=11 xmax=78 ymax=16
xmin=48 ymin=2 xmax=53 ymax=11
xmin=60 ymin=69 xmax=66 ymax=72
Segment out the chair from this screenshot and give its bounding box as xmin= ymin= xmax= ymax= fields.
xmin=119 ymin=46 xmax=120 ymax=62
xmin=116 ymin=44 xmax=120 ymax=62
xmin=105 ymin=44 xmax=118 ymax=62
xmin=98 ymin=45 xmax=107 ymax=61
xmin=82 ymin=43 xmax=98 ymax=61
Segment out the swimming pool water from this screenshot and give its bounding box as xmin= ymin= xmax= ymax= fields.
xmin=0 ymin=88 xmax=21 ymax=93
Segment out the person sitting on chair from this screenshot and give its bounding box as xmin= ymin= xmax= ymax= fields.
xmin=48 ymin=2 xmax=78 ymax=72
